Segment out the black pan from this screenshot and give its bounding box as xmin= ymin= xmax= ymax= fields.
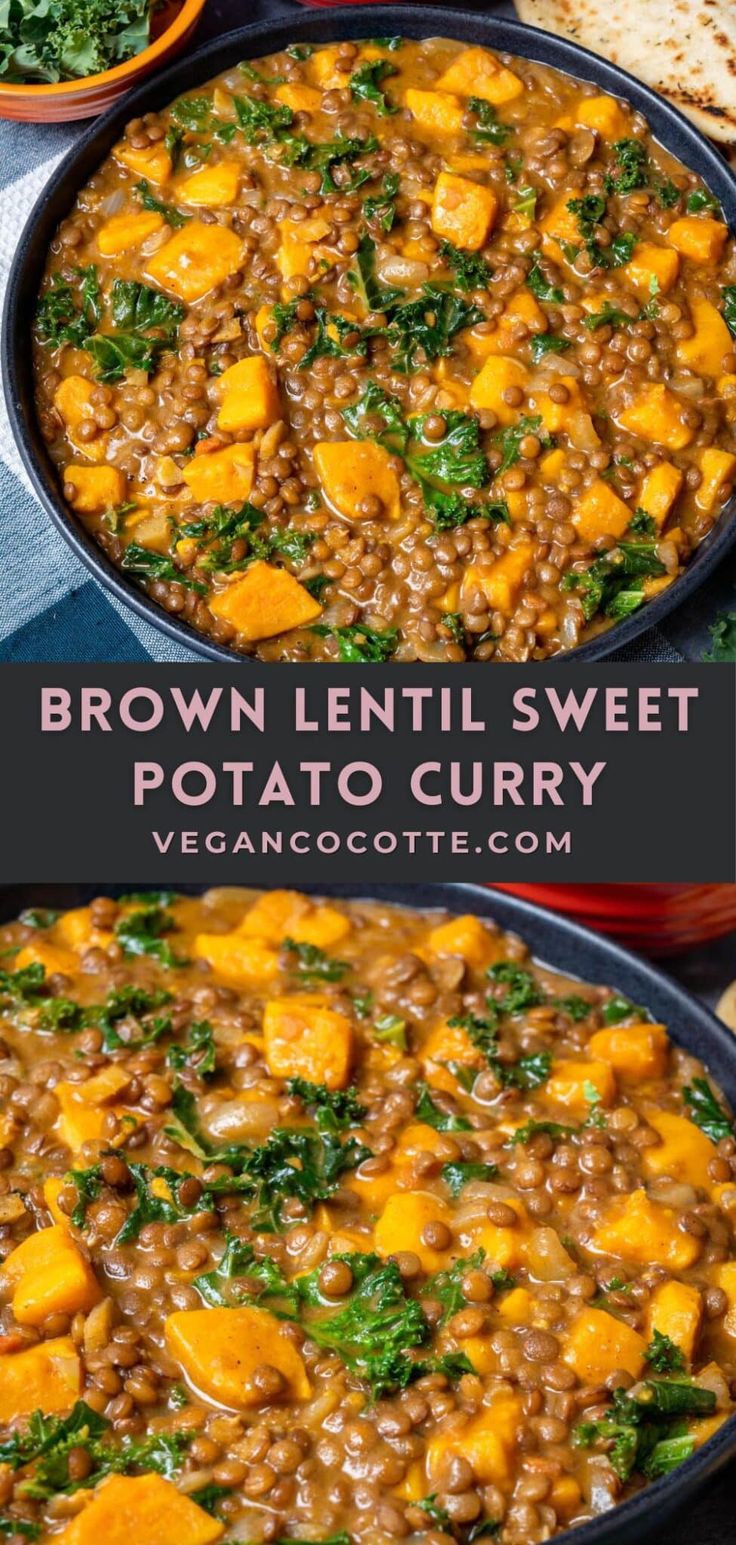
xmin=0 ymin=878 xmax=734 ymax=1541
xmin=4 ymin=4 xmax=736 ymax=663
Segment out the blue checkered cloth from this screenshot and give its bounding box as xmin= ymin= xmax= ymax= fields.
xmin=0 ymin=0 xmax=712 ymax=662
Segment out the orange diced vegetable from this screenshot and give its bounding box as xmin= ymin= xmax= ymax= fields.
xmin=563 ymin=1306 xmax=646 ymax=1382
xmin=431 ymin=172 xmax=497 ymax=251
xmin=693 ymin=447 xmax=736 ymax=513
xmin=177 ymin=162 xmax=241 ymax=207
xmin=545 ymin=1059 xmax=616 ymax=1113
xmin=193 ymin=931 xmax=279 ymax=989
xmin=460 ymin=542 xmax=536 ymax=615
xmin=207 ymin=562 xmax=322 ymax=641
xmin=572 ymin=479 xmax=632 ymax=542
xmin=0 ymin=1336 xmax=81 ymax=1422
xmin=668 ymin=216 xmax=729 ymax=263
xmin=314 ymin=440 xmax=401 ymax=521
xmin=114 ymin=141 xmax=172 ymax=185
xmin=375 ymin=1191 xmax=454 ymax=1271
xmin=617 ymin=383 xmax=694 ymax=449
xmin=217 ymin=354 xmax=281 ymax=434
xmin=425 ymin=914 xmax=505 ymax=968
xmin=646 ymin=1280 xmax=702 ymax=1363
xmin=97 ymin=210 xmax=164 ymax=255
xmin=636 ymin=463 xmax=683 ymax=528
xmin=54 ymin=1473 xmax=224 ymax=1545
xmin=145 ymin=221 xmax=243 ymax=302
xmin=588 ymin=1022 xmax=668 ymax=1080
xmin=166 ymin=1305 xmax=310 ymax=1408
xmin=263 ymin=993 xmax=353 ymax=1089
xmin=590 ymin=1188 xmax=701 ymax=1270
xmin=182 ymin=443 xmax=255 ymax=503
xmin=437 ymin=46 xmax=523 ymax=105
xmin=404 ymin=88 xmax=464 ymax=136
xmin=63 ymin=465 xmax=127 ymax=514
xmin=2 ymin=1225 xmax=101 ymax=1326
xmin=469 ymin=355 xmax=528 ymax=421
xmin=677 ymin=296 xmax=733 ymax=377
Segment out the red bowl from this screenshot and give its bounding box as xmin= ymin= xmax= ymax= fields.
xmin=490 ymin=885 xmax=736 ymax=954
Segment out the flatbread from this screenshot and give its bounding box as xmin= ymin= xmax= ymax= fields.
xmin=514 ymin=0 xmax=736 ymax=143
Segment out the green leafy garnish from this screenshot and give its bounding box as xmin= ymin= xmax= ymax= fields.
xmin=349 ymin=233 xmax=403 ymax=313
xmin=283 ymin=939 xmax=350 ymax=984
xmin=311 ymin=622 xmax=399 ymax=662
xmin=487 ymin=961 xmax=544 ymax=1014
xmin=110 ymin=278 xmax=184 ymax=338
xmin=467 ymin=96 xmax=512 ymax=145
xmin=114 ymin=901 xmax=186 ymax=968
xmin=167 ymin=1020 xmax=216 ymax=1077
xmin=584 ymin=300 xmax=636 ymax=331
xmin=601 ymin=995 xmax=649 ymax=1025
xmin=686 ymin=189 xmax=720 ymax=214
xmin=605 ymin=139 xmax=680 ymax=207
xmin=442 ymin=1160 xmax=499 ymax=1198
xmin=529 ymin=333 xmax=571 ymax=365
xmin=629 ymin=508 xmax=656 ymax=536
xmin=372 ymin=1013 xmax=408 ymax=1049
xmin=286 ymin=1078 xmax=366 ymax=1133
xmin=18 ymin=909 xmax=60 ymax=930
xmin=562 ymin=540 xmax=665 ymax=622
xmin=645 ymin=1331 xmax=686 ymax=1375
xmin=494 ymin=414 xmax=554 ymax=474
xmin=415 ymin=1082 xmax=472 ymax=1132
xmin=704 ymin=611 xmax=736 ymax=662
xmin=683 ymin=1077 xmax=734 ymax=1143
xmin=527 ymin=253 xmax=564 ymax=304
xmin=0 ymin=0 xmax=151 ymax=83
xmin=439 ymin=240 xmax=493 ymax=292
xmin=134 ymin=179 xmax=188 ymax=228
xmin=422 ymin=1250 xmax=485 ymax=1322
xmin=36 ymin=266 xmax=101 ymax=348
xmin=0 ymin=1401 xmax=191 ymax=1498
xmin=380 ymin=284 xmax=483 ymax=374
xmin=364 ymin=171 xmax=400 ymax=231
xmin=350 ymin=57 xmax=398 ymax=115
xmin=86 ymin=281 xmax=185 ymax=382
xmin=721 ymin=284 xmax=736 ymax=337
xmin=574 ymin=1380 xmax=714 ymax=1483
xmin=508 ymin=1119 xmax=575 ymax=1146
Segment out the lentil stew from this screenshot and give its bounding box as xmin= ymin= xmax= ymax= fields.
xmin=31 ymin=35 xmax=736 ymax=662
xmin=0 ymin=887 xmax=735 ymax=1544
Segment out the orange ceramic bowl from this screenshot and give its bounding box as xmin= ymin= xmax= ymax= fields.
xmin=0 ymin=0 xmax=207 ymax=122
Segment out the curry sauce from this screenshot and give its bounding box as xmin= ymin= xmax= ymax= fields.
xmin=32 ymin=37 xmax=736 ymax=660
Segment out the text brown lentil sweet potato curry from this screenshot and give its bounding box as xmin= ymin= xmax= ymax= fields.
xmin=32 ymin=37 xmax=736 ymax=661
xmin=0 ymin=889 xmax=735 ymax=1543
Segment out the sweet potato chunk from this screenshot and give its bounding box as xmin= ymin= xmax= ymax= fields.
xmin=0 ymin=1336 xmax=81 ymax=1422
xmin=591 ymin=1188 xmax=701 ymax=1270
xmin=53 ymin=904 xmax=112 ymax=951
xmin=647 ymin=1280 xmax=702 ymax=1363
xmin=314 ymin=440 xmax=401 ymax=521
xmin=668 ymin=216 xmax=728 ymax=264
xmin=497 ymin=1286 xmax=533 ymax=1325
xmin=574 ymin=93 xmax=630 ymax=138
xmin=572 ymin=479 xmax=632 ymax=542
xmin=641 ymin=1109 xmax=718 ymax=1191
xmin=193 ymin=931 xmax=279 ymax=989
xmin=177 ymin=162 xmax=241 ymax=207
xmin=425 ymin=914 xmax=504 ymax=969
xmin=274 ymin=82 xmax=322 ymax=113
xmin=166 ymin=1306 xmax=310 ymax=1407
xmin=207 ymin=562 xmax=322 ymax=641
xmin=375 ymin=1191 xmax=454 ymax=1272
xmin=114 ymin=141 xmax=172 ymax=185
xmin=182 ymin=443 xmax=255 ymax=503
xmin=458 ymin=1197 xmax=528 ymax=1271
xmin=217 ymin=355 xmax=280 ymax=434
xmin=239 ymin=890 xmax=351 ymax=949
xmin=64 ymin=465 xmax=127 ymax=514
xmin=431 ymin=172 xmax=497 ymax=251
xmin=563 ymin=1306 xmax=646 ymax=1383
xmin=588 ymin=1022 xmax=668 ymax=1080
xmin=469 ymin=355 xmax=528 ymax=422
xmin=677 ymin=297 xmax=733 ymax=377
xmin=277 ymin=215 xmax=337 ymax=280
xmin=54 ymin=1473 xmax=223 ymax=1545
xmin=2 ymin=1224 xmax=101 ymax=1326
xmin=15 ymin=940 xmax=78 ymax=976
xmin=460 ymin=543 xmax=536 ymax=616
xmin=145 ymin=221 xmax=243 ymax=302
xmin=693 ymin=447 xmax=736 ymax=514
xmin=623 ymin=241 xmax=679 ymax=298
xmin=540 ymin=195 xmax=582 ymax=252
xmin=404 ymin=88 xmax=464 ymax=136
xmin=617 ymin=383 xmax=694 ymax=449
xmin=97 ymin=210 xmax=164 ymax=255
xmin=419 ymin=1018 xmax=485 ymax=1093
xmin=545 ymin=1059 xmax=616 ymax=1113
xmin=437 ymin=46 xmax=523 ymax=106
xmin=54 ymin=1068 xmax=136 ymax=1153
xmin=263 ymin=993 xmax=353 ymax=1089
xmin=426 ymin=1393 xmax=523 ymax=1488
xmin=636 ymin=463 xmax=683 ymax=529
